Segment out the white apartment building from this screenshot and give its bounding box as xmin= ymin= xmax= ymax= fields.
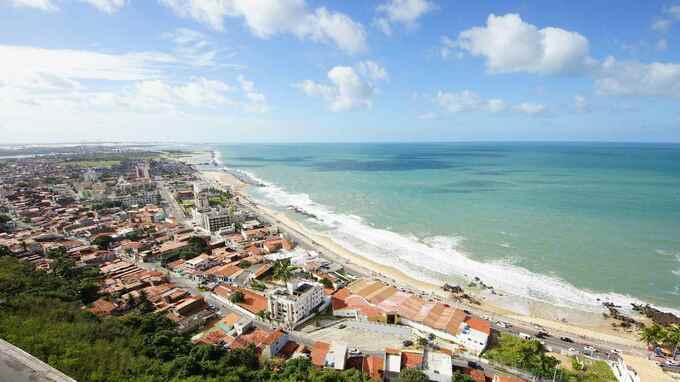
xmin=267 ymin=280 xmax=324 ymax=326
xmin=193 ymin=207 xmax=232 ymax=233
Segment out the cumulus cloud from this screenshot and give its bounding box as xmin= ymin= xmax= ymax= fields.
xmin=79 ymin=0 xmax=126 ymax=13
xmin=297 ymin=63 xmax=389 ymax=111
xmin=357 ymin=60 xmax=389 ymax=82
xmin=435 ymin=90 xmax=506 ymax=113
xmin=374 ymin=0 xmax=435 ymax=36
xmin=514 ymin=102 xmax=546 ymax=115
xmin=594 ymin=56 xmax=680 ymax=99
xmin=455 ymin=13 xmax=591 ymax=75
xmin=158 ymin=0 xmax=367 ymax=54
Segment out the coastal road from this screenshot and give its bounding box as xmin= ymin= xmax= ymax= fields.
xmin=201 ymin=172 xmax=648 ymax=362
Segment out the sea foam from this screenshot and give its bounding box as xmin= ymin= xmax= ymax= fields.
xmin=230 ymin=166 xmax=680 ymax=316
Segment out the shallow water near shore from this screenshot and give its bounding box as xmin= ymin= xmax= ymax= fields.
xmin=210 ymin=142 xmax=680 ymax=314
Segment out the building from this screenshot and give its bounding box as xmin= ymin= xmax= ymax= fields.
xmin=135 ymin=162 xmax=150 ymax=179
xmin=267 ymin=280 xmax=324 ymax=326
xmin=194 ymin=207 xmax=231 ymax=233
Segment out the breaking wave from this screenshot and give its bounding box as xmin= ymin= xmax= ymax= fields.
xmin=226 ymin=166 xmax=680 ymax=315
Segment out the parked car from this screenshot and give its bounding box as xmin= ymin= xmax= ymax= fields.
xmin=402 ymin=340 xmax=413 ymax=347
xmin=583 ymin=346 xmax=597 ymax=353
xmin=338 ymin=324 xmax=346 ymax=329
xmin=467 ymin=361 xmax=482 ymax=370
xmin=536 ymin=331 xmax=550 ymax=338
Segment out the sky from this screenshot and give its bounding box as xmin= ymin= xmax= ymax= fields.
xmin=1 ymin=0 xmax=680 ymax=143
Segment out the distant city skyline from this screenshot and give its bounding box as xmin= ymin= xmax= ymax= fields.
xmin=1 ymin=0 xmax=680 ymax=143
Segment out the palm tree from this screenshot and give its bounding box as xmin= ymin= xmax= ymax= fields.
xmin=665 ymin=325 xmax=680 ymax=359
xmin=273 ymin=260 xmax=294 ymax=282
xmin=640 ymin=324 xmax=667 ymax=347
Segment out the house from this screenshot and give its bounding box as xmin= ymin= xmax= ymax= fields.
xmin=185 ymin=253 xmax=218 ymax=271
xmin=261 ymin=329 xmax=289 ymax=359
xmin=207 ymin=264 xmax=244 ymax=284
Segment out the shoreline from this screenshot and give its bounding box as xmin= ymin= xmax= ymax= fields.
xmin=200 ymin=167 xmax=648 ymax=351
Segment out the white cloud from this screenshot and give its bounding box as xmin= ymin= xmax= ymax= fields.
xmin=237 ymin=75 xmax=267 ymax=112
xmin=0 ymin=45 xmax=267 ymax=116
xmin=163 ymin=28 xmax=222 ymax=67
xmin=357 ymin=60 xmax=389 ymax=82
xmin=297 ymin=65 xmax=377 ymax=111
xmin=374 ymin=0 xmax=435 ymax=36
xmin=435 ymin=90 xmax=506 ymax=113
xmin=10 ymin=0 xmax=56 ymax=11
xmin=9 ymin=0 xmax=127 ymax=12
xmin=514 ymin=102 xmax=546 ymax=115
xmin=573 ymin=94 xmax=590 ymax=113
xmin=158 ymin=0 xmax=367 ymax=54
xmin=79 ymin=0 xmax=126 ymax=13
xmin=656 ymin=38 xmax=668 ymax=51
xmin=456 ymin=13 xmax=591 ymax=75
xmin=595 ymin=56 xmax=680 ymax=99
xmin=652 ymin=19 xmax=672 ymax=32
xmin=439 ymin=35 xmax=460 ymax=59
xmin=668 ymin=4 xmax=680 ymax=20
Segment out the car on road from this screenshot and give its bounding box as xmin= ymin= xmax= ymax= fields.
xmin=560 ymin=336 xmax=574 ymax=343
xmin=402 ymin=340 xmax=413 ymax=347
xmin=496 ymin=321 xmax=510 ymax=328
xmin=338 ymin=324 xmax=346 ymax=329
xmin=583 ymin=346 xmax=597 ymax=353
xmin=349 ymin=348 xmax=361 ymax=354
xmin=467 ymin=361 xmax=482 ymax=370
xmin=480 ymin=314 xmax=491 ymax=320
xmin=519 ymin=332 xmax=532 ymax=340
xmin=536 ymin=331 xmax=550 ymax=339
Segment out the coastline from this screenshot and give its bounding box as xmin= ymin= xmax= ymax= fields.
xmin=200 ymin=168 xmax=647 ymax=351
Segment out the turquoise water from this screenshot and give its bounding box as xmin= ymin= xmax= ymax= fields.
xmin=213 ymin=143 xmax=680 ymax=311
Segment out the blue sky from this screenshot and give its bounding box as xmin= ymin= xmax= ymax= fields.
xmin=1 ymin=0 xmax=679 ymax=143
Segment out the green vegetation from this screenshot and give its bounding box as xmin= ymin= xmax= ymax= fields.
xmin=163 ymin=237 xmax=210 ymax=264
xmin=483 ymin=333 xmax=560 ymax=378
xmin=272 ymin=260 xmax=295 ymax=282
xmin=230 ymin=291 xmax=245 ymax=304
xmin=397 ymin=368 xmax=428 ymax=382
xmin=238 ymin=260 xmax=253 ymax=269
xmin=250 ymin=280 xmax=266 ymax=291
xmin=562 ymin=358 xmax=617 ymax=382
xmin=451 ymin=371 xmax=475 ymax=382
xmin=0 ymin=245 xmax=10 ymax=257
xmin=641 ymin=323 xmax=680 ymax=356
xmin=320 ymin=278 xmax=333 ymax=289
xmin=0 ymin=256 xmax=370 ymax=382
xmin=92 ymin=235 xmax=114 ymax=249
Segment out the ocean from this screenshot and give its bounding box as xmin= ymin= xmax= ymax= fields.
xmin=211 ymin=142 xmax=680 ymax=314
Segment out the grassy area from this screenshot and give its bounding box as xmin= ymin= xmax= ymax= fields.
xmin=562 ymin=358 xmax=617 ymax=382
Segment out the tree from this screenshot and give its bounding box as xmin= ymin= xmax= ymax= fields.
xmin=398 ymin=368 xmax=428 ymax=382
xmin=273 ymin=260 xmax=294 ymax=282
xmin=417 ymin=337 xmax=428 ymax=347
xmin=0 ymin=245 xmax=10 ymax=257
xmin=92 ymin=235 xmax=113 ymax=250
xmin=640 ymin=324 xmax=667 ymax=347
xmin=230 ymin=291 xmax=245 ymax=304
xmin=451 ymin=371 xmax=474 ymax=382
xmin=238 ymin=260 xmax=252 ymax=269
xmin=320 ymin=278 xmax=333 ymax=289
xmin=665 ymin=325 xmax=680 ymax=359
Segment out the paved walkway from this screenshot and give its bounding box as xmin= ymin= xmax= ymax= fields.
xmin=0 ymin=339 xmax=76 ymax=382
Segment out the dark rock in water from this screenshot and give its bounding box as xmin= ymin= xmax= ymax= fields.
xmin=632 ymin=304 xmax=680 ymax=327
xmin=442 ymin=283 xmax=463 ymax=294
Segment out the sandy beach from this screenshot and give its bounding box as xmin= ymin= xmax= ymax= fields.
xmin=200 ymin=165 xmax=651 ymax=353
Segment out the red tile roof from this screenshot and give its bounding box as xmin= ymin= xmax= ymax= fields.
xmin=311 ymin=341 xmax=330 ymax=367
